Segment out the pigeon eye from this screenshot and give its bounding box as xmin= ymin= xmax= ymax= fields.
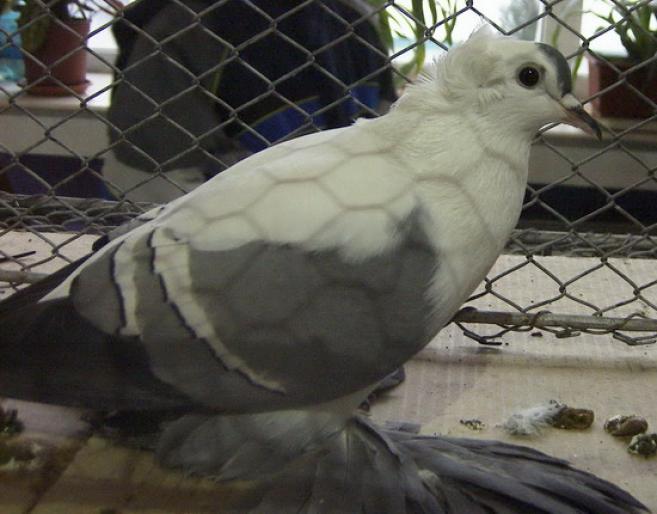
xmin=517 ymin=66 xmax=541 ymax=88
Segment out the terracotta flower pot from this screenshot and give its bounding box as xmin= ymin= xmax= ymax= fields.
xmin=23 ymin=18 xmax=90 ymax=96
xmin=588 ymin=55 xmax=657 ymax=119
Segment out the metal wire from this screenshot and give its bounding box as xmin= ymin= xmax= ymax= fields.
xmin=1 ymin=0 xmax=656 ymax=346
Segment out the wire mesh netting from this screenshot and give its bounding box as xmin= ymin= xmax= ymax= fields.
xmin=0 ymin=0 xmax=656 ymax=344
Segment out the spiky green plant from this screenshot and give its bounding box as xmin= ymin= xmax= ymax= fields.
xmin=366 ymin=0 xmax=459 ymax=81
xmin=595 ymin=0 xmax=657 ymax=63
xmin=557 ymin=0 xmax=657 ymax=79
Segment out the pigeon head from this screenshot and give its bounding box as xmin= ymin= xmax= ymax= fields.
xmin=408 ymin=27 xmax=601 ymax=140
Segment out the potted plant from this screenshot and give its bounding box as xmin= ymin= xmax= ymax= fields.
xmin=18 ymin=0 xmax=120 ymax=96
xmin=588 ymin=0 xmax=657 ymax=119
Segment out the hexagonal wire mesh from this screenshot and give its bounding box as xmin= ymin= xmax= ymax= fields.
xmin=0 ymin=0 xmax=656 ymax=345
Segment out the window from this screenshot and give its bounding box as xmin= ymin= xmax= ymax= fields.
xmin=87 ymin=0 xmax=138 ymax=72
xmin=389 ymin=1 xmax=544 ymax=67
xmin=87 ymin=1 xmax=634 ymax=74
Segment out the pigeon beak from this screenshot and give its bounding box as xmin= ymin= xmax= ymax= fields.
xmin=558 ymin=93 xmax=602 ymax=140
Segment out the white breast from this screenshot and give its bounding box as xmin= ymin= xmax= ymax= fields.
xmin=413 ymin=145 xmax=529 ymax=330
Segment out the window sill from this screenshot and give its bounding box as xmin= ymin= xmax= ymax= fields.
xmin=1 ymin=72 xmax=653 ymax=141
xmin=542 ymin=118 xmax=657 ymax=149
xmin=0 ymin=72 xmax=113 ymax=114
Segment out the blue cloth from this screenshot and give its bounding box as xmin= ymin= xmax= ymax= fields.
xmin=0 ymin=10 xmax=24 ymax=81
xmin=108 ymin=0 xmax=395 ymax=176
xmin=238 ymin=84 xmax=381 ymax=152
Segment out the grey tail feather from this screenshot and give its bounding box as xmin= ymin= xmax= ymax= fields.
xmin=246 ymin=417 xmax=648 ymax=514
xmin=0 ymin=296 xmax=194 ymax=411
xmin=0 ymin=255 xmax=90 ymax=317
xmin=0 ymin=249 xmax=196 ymax=411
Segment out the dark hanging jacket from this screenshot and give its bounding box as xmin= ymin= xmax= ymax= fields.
xmin=107 ymin=0 xmax=396 ymax=177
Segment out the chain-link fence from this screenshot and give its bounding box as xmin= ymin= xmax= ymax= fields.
xmin=0 ymin=0 xmax=656 ymax=345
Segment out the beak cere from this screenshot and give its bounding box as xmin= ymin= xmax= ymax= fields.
xmin=559 ymin=93 xmax=602 ymax=140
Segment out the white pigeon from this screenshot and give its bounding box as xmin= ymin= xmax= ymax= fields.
xmin=1 ymin=29 xmax=647 ymax=513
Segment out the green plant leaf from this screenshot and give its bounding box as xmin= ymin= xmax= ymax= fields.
xmin=428 ymin=0 xmax=438 ymax=28
xmin=592 ymin=0 xmax=657 ymax=63
xmin=365 ymin=0 xmax=459 ymax=80
xmin=377 ymin=9 xmax=394 ymax=51
xmin=17 ymin=1 xmax=51 ymax=54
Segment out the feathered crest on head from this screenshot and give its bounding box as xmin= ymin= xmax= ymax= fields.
xmin=402 ymin=25 xmax=509 ymax=109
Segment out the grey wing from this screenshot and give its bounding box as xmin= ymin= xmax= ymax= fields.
xmin=72 ymin=211 xmax=438 ymax=413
